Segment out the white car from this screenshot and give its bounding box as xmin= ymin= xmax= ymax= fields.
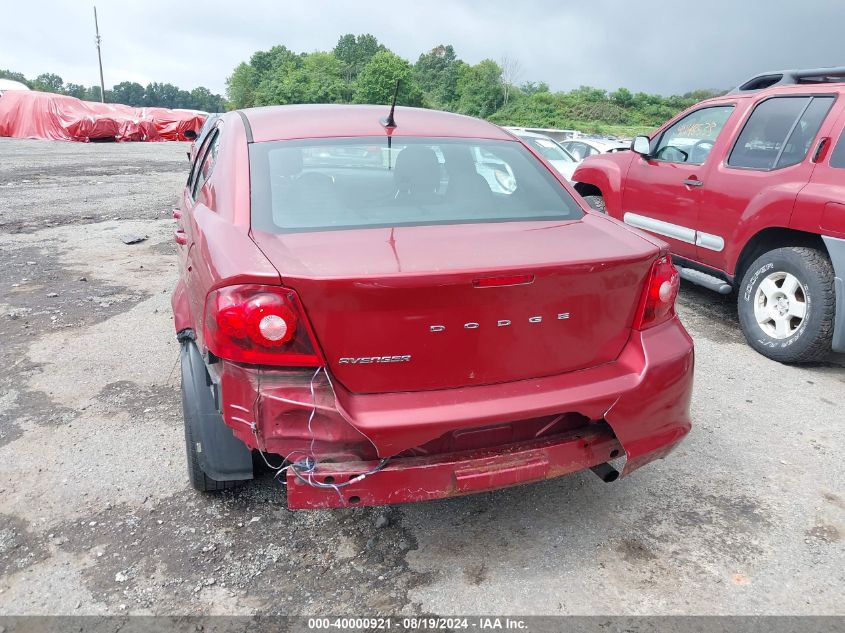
xmin=511 ymin=130 xmax=581 ymax=182
xmin=558 ymin=138 xmax=630 ymax=160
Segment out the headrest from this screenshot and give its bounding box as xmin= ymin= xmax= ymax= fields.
xmin=394 ymin=145 xmax=440 ymax=193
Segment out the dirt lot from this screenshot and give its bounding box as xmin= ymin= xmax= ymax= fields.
xmin=0 ymin=137 xmax=843 ymax=616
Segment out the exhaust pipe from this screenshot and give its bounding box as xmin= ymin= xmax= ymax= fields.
xmin=590 ymin=462 xmax=619 ymax=483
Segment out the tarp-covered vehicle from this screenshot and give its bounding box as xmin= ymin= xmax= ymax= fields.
xmin=0 ymin=90 xmax=205 ymax=142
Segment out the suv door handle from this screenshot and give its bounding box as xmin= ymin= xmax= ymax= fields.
xmin=174 ymin=229 xmax=187 ymax=245
xmin=683 ymin=178 xmax=704 ymax=187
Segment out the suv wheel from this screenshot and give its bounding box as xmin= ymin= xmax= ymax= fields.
xmin=738 ymin=247 xmax=835 ymax=362
xmin=582 ymin=195 xmax=606 ymax=213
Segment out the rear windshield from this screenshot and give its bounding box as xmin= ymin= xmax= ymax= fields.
xmin=249 ymin=136 xmax=583 ymax=233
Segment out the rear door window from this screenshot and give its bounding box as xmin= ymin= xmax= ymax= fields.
xmin=728 ymin=96 xmax=835 ymax=170
xmin=652 ymin=105 xmax=735 ymax=164
xmin=192 ymin=131 xmax=220 ymax=199
xmin=828 ymin=126 xmax=845 ymax=169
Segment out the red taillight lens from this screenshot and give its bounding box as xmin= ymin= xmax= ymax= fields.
xmin=204 ymin=285 xmax=322 ymax=366
xmin=633 ymin=256 xmax=680 ymax=330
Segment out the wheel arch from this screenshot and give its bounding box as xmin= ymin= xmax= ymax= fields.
xmin=573 ymin=182 xmax=602 ymax=198
xmin=734 ymin=227 xmax=829 ymax=282
xmin=571 ymin=156 xmax=628 ymax=218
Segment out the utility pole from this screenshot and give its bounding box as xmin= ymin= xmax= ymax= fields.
xmin=93 ymin=6 xmax=105 ymax=102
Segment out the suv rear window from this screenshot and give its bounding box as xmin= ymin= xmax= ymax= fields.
xmin=728 ymin=96 xmax=835 ymax=170
xmin=249 ymin=136 xmax=583 ymax=233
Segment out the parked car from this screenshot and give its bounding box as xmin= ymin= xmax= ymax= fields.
xmin=172 ymin=104 xmax=693 ymax=508
xmin=559 ymin=138 xmax=630 ymax=160
xmin=509 ymin=130 xmax=581 ymax=181
xmin=572 ymin=67 xmax=845 ymax=362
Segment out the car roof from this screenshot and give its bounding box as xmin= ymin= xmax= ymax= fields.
xmin=575 ymin=138 xmax=627 ymax=147
xmin=699 ymin=82 xmax=845 ymax=108
xmin=239 ymin=104 xmax=515 ymax=143
xmin=511 ymin=130 xmax=556 ymax=140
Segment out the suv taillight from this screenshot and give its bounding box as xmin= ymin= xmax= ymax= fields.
xmin=633 ymin=256 xmax=680 ymax=330
xmin=203 ymin=284 xmax=322 ymax=366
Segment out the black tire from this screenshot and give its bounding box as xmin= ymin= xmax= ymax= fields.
xmin=738 ymin=247 xmax=835 ymax=363
xmin=181 ymin=345 xmax=244 ymax=492
xmin=582 ymin=194 xmax=606 ymax=213
xmin=183 ymin=399 xmax=238 ymax=492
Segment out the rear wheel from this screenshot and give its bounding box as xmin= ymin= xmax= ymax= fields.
xmin=582 ymin=194 xmax=606 ymax=213
xmin=737 ymin=247 xmax=835 ymax=362
xmin=183 ymin=396 xmax=238 ymax=492
xmin=181 ymin=342 xmax=251 ymax=491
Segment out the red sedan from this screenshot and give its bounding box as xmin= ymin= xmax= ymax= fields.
xmin=172 ymin=104 xmax=694 ymax=509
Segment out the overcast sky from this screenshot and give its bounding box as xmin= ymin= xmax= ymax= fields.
xmin=2 ymin=0 xmax=844 ymax=97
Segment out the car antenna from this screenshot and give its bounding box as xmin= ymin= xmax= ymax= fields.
xmin=383 ymin=78 xmax=400 ymax=169
xmin=381 ymin=79 xmax=400 ymax=128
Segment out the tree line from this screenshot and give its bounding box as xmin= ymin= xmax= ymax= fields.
xmin=0 ymin=69 xmax=224 ymax=113
xmin=226 ymin=34 xmax=723 ymax=136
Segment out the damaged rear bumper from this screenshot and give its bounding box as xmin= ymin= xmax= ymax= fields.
xmin=286 ymin=425 xmax=622 ymax=509
xmin=216 ymin=316 xmax=693 ymax=509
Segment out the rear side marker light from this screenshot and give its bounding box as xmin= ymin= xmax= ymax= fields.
xmin=474 ymin=274 xmax=535 ymax=288
xmin=204 ymin=284 xmax=322 ymax=366
xmin=633 ymin=256 xmax=680 ymax=330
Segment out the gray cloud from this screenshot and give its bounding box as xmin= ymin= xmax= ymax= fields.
xmin=2 ymin=0 xmax=843 ymax=96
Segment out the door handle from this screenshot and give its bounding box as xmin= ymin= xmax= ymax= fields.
xmin=172 ymin=207 xmax=182 ymax=219
xmin=174 ymin=230 xmax=187 ymax=245
xmin=812 ymin=137 xmax=830 ymax=163
xmin=683 ymin=178 xmax=704 ymax=187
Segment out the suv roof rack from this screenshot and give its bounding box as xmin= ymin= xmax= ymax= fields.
xmin=729 ymin=67 xmax=845 ymax=94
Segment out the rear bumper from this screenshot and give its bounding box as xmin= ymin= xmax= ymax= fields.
xmin=217 ymin=316 xmax=694 ymax=509
xmin=286 ymin=425 xmax=622 ymax=509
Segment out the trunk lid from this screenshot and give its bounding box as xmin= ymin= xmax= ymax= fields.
xmin=251 ymin=215 xmax=658 ymax=394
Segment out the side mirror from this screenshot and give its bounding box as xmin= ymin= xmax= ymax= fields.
xmin=183 ymin=129 xmax=198 ymax=141
xmin=632 ymin=136 xmax=651 ymax=156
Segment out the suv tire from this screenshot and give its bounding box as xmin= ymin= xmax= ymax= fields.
xmin=738 ymin=247 xmax=835 ymax=362
xmin=582 ymin=195 xmax=606 ymax=213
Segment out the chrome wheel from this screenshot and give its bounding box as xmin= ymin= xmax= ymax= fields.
xmin=754 ymin=271 xmax=807 ymax=339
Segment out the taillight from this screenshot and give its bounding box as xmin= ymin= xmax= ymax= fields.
xmin=203 ymin=284 xmax=322 ymax=366
xmin=633 ymin=256 xmax=680 ymax=330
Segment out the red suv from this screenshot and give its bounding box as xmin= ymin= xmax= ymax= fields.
xmin=574 ymin=68 xmax=845 ymax=363
xmin=172 ymin=104 xmax=693 ymax=508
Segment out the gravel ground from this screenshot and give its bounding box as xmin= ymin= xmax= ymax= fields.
xmin=0 ymin=137 xmax=842 ymax=616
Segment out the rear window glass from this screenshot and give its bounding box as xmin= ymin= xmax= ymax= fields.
xmin=728 ymin=96 xmax=834 ymax=170
xmin=249 ymin=136 xmax=583 ymax=233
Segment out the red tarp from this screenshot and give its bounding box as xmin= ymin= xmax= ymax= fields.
xmin=0 ymin=90 xmax=206 ymax=142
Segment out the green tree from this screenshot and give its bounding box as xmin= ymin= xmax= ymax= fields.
xmin=414 ymin=44 xmax=460 ymax=109
xmin=334 ymin=34 xmax=386 ymax=101
xmin=353 ymin=51 xmax=424 ymax=106
xmin=250 ymin=45 xmax=300 ymax=77
xmin=226 ymin=62 xmax=258 ymax=108
xmin=32 ymin=73 xmax=64 ymax=93
xmin=610 ymin=87 xmax=634 ymax=108
xmin=189 ymin=86 xmax=224 ymax=112
xmin=111 ymin=81 xmax=146 ymax=106
xmin=519 ymin=81 xmax=550 ymax=96
xmin=455 ymin=59 xmax=503 ymax=117
xmin=256 ymin=52 xmax=345 ymax=105
xmin=63 ymin=83 xmax=88 ymax=99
